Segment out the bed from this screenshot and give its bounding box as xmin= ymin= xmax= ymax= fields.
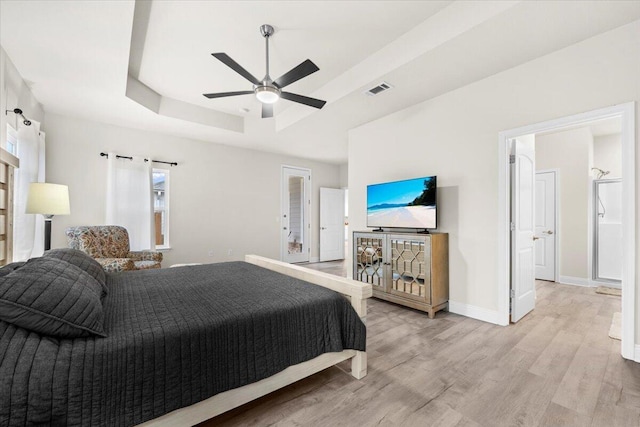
xmin=0 ymin=252 xmax=371 ymax=427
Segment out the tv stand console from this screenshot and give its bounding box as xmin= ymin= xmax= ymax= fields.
xmin=353 ymin=231 xmax=449 ymax=318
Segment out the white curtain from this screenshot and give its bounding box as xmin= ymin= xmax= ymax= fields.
xmin=13 ymin=123 xmax=45 ymax=261
xmin=105 ymin=152 xmax=155 ymax=250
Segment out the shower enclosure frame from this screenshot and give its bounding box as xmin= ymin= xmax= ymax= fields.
xmin=592 ymin=178 xmax=622 ymax=285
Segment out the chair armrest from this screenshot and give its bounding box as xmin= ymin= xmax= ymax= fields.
xmin=128 ymin=251 xmax=163 ymax=263
xmin=96 ymin=258 xmax=136 ymax=272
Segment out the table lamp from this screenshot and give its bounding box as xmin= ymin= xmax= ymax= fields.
xmin=26 ymin=183 xmax=70 ymax=251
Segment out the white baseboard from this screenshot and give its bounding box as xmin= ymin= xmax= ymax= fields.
xmin=309 ymin=257 xmax=319 ymax=263
xmin=635 ymin=345 xmax=640 ymax=363
xmin=590 ymin=279 xmax=622 ymax=289
xmin=559 ymin=275 xmax=594 ymax=287
xmin=558 ymin=275 xmax=622 ymax=289
xmin=448 ymin=300 xmax=502 ymax=325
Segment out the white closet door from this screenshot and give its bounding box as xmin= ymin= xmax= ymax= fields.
xmin=511 ymin=136 xmax=536 ymax=322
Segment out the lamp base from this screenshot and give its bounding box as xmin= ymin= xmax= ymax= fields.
xmin=44 ymin=218 xmax=51 ymax=251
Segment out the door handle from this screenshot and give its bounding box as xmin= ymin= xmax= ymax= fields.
xmin=321 ymin=227 xmax=326 ymax=230
xmin=543 ymin=230 xmax=553 ymax=235
xmin=283 ymin=227 xmax=287 ymax=230
xmin=533 ymin=236 xmax=540 ymax=241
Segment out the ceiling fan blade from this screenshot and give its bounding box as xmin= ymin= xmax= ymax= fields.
xmin=211 ymin=53 xmax=261 ymax=85
xmin=262 ymin=103 xmax=273 ymax=119
xmin=203 ymin=90 xmax=254 ymax=99
xmin=280 ymin=92 xmax=326 ymax=109
xmin=273 ymin=59 xmax=319 ymax=89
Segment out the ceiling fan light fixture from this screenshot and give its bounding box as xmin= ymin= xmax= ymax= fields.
xmin=203 ymin=24 xmax=325 ymax=117
xmin=255 ymin=86 xmax=280 ymax=104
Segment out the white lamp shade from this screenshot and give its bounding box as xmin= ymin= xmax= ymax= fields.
xmin=26 ymin=183 xmax=71 ymax=215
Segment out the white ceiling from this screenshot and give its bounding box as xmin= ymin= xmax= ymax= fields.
xmin=139 ymin=1 xmax=451 ymax=115
xmin=1 ymin=1 xmax=639 ymax=164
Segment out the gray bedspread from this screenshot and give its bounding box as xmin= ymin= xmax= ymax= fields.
xmin=0 ymin=261 xmax=366 ymax=426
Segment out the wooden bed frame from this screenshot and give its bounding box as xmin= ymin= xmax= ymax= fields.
xmin=139 ymin=255 xmax=372 ymax=426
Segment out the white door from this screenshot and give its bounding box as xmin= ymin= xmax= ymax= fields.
xmin=281 ymin=167 xmax=310 ymax=263
xmin=320 ymin=187 xmax=345 ymax=262
xmin=511 ymin=135 xmax=536 ymax=322
xmin=535 ymin=171 xmax=556 ymax=281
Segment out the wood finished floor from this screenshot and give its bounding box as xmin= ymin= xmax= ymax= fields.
xmin=201 ymin=261 xmax=639 ymax=427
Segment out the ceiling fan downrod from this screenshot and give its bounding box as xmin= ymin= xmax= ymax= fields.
xmin=260 ymin=24 xmax=275 ymax=83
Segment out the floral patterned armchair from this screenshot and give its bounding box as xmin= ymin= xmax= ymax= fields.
xmin=65 ymin=226 xmax=163 ymax=272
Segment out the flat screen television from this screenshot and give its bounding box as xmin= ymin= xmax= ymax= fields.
xmin=367 ymin=176 xmax=437 ymax=230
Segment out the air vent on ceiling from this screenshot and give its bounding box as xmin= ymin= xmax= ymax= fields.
xmin=365 ymin=81 xmax=393 ymax=96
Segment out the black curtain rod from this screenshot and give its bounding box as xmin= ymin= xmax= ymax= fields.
xmin=99 ymin=152 xmax=177 ymax=167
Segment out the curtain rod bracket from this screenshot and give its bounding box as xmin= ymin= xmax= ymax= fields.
xmin=5 ymin=108 xmax=32 ymax=126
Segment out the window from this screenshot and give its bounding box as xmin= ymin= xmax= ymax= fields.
xmin=153 ymin=169 xmax=170 ymax=249
xmin=6 ymin=125 xmax=17 ymax=155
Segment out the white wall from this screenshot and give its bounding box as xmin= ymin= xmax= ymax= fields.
xmin=593 ymin=134 xmax=622 ymax=178
xmin=348 ymin=20 xmax=640 ymax=340
xmin=0 ymin=47 xmax=45 ymax=149
xmin=536 ymin=128 xmax=592 ymax=280
xmin=339 ymin=163 xmax=348 ymax=188
xmin=45 ymin=113 xmax=341 ymax=266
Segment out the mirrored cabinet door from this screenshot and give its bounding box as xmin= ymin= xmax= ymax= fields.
xmin=353 ymin=233 xmax=385 ymax=289
xmin=389 ymin=236 xmax=431 ymax=303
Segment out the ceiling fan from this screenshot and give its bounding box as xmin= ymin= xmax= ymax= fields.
xmin=203 ymin=24 xmax=326 ymax=118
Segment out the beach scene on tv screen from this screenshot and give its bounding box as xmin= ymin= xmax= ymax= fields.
xmin=367 ymin=176 xmax=436 ymax=228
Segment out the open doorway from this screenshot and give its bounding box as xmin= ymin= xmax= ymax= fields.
xmin=498 ymin=103 xmax=636 ymax=360
xmin=534 ymin=118 xmax=623 ymax=288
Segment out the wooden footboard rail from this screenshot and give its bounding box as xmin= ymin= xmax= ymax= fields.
xmin=139 ymin=256 xmax=372 ymax=426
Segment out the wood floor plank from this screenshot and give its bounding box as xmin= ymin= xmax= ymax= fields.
xmin=591 ymin=383 xmax=640 ymax=427
xmin=619 ymin=359 xmax=640 ymax=410
xmin=596 ymin=294 xmax=621 ymax=317
xmin=457 ymin=370 xmax=558 ymax=427
xmin=515 ymin=315 xmax=565 ymax=355
xmin=552 ymin=343 xmax=609 ymax=417
xmin=432 ymin=316 xmax=485 ymax=342
xmin=529 ymin=330 xmax=582 ymax=381
xmin=398 ymin=401 xmax=464 ymax=427
xmin=538 ymin=402 xmax=591 ymax=427
xmin=201 ymin=262 xmax=639 ymax=427
xmin=584 ymin=314 xmax=616 ymax=350
xmin=453 ymin=417 xmax=483 ymax=427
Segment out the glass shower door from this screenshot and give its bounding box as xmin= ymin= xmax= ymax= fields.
xmin=594 ymin=179 xmax=622 ymax=283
